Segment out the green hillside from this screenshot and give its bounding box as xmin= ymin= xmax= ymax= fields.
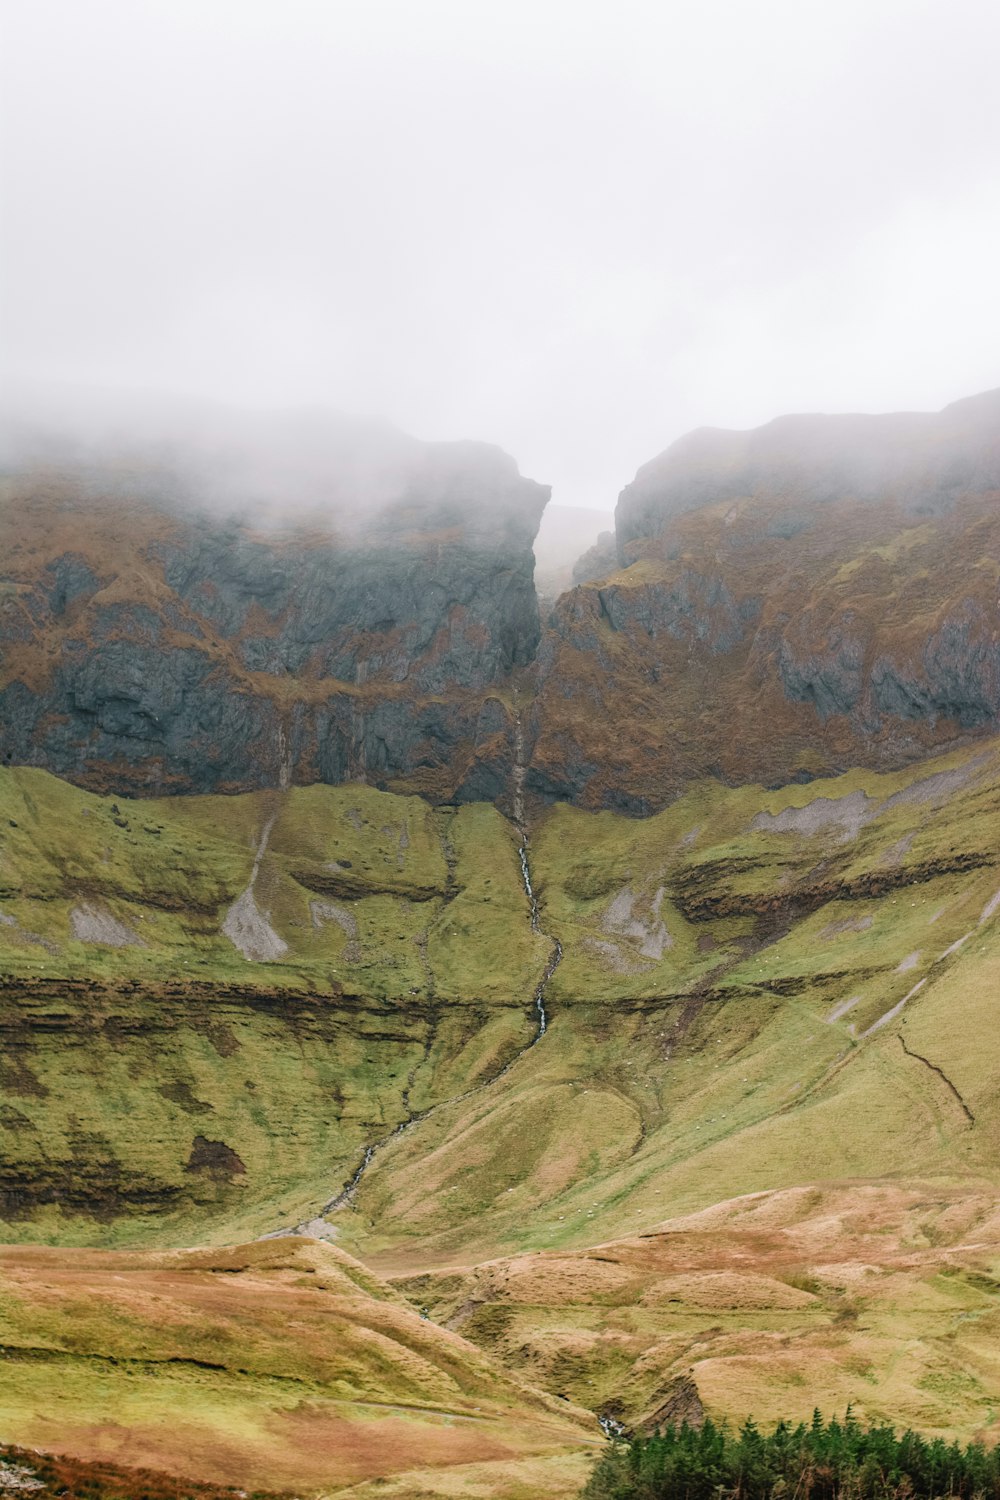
xmin=313 ymin=738 xmax=1000 ymax=1266
xmin=0 ymin=1237 xmax=594 ymax=1496
xmin=6 ymin=732 xmax=1000 ymax=1497
xmin=3 ymin=738 xmax=1000 ymax=1257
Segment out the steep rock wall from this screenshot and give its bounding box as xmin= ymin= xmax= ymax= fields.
xmin=530 ymin=390 xmax=1000 ymax=809
xmin=0 ymin=418 xmax=547 ymax=799
xmin=5 ymin=391 xmax=1000 ymax=812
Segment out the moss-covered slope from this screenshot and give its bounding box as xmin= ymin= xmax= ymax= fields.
xmin=0 ymin=1236 xmax=594 ymax=1495
xmin=0 ymin=772 xmax=547 ymax=1244
xmin=400 ymin=1179 xmax=1000 ymax=1442
xmin=321 ymin=738 xmax=1000 ymax=1267
xmin=5 ymin=735 xmax=1000 ymax=1261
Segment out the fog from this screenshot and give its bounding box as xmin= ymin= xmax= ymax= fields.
xmin=2 ymin=0 xmax=999 ymax=511
xmin=0 ymin=383 xmax=550 ymax=543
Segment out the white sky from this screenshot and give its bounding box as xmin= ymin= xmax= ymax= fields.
xmin=2 ymin=0 xmax=999 ymax=509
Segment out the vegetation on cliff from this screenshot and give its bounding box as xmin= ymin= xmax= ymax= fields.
xmin=5 ymin=730 xmax=1000 ymax=1255
xmin=0 ymin=421 xmax=547 ymax=803
xmin=6 ymin=391 xmax=1000 ymax=814
xmin=5 ymin=392 xmax=1000 ymax=1498
xmin=532 ymin=390 xmax=1000 ymax=810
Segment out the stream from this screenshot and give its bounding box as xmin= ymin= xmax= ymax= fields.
xmin=512 ymin=707 xmax=563 ymax=1037
xmin=518 ymin=833 xmax=562 ymax=1038
xmin=274 ymin=711 xmax=563 ymax=1226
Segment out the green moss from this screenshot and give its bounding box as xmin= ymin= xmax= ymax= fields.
xmin=5 ymin=735 xmax=1000 ymax=1255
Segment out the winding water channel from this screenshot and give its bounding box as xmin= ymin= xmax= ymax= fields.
xmin=519 ymin=834 xmax=562 ymax=1037
xmin=291 ymin=718 xmax=563 ymax=1222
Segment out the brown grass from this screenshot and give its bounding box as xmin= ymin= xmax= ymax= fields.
xmin=0 ymin=1238 xmax=596 ymax=1495
xmin=396 ymin=1177 xmax=1000 ymax=1442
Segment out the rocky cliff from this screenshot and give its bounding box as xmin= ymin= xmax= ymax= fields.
xmin=529 ymin=389 xmax=1000 ymax=810
xmin=4 ymin=390 xmax=1000 ymax=813
xmin=0 ymin=406 xmax=547 ymax=801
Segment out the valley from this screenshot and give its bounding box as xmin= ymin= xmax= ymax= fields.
xmin=4 ymin=392 xmax=1000 ymax=1496
xmin=5 ymin=734 xmax=1000 ymax=1493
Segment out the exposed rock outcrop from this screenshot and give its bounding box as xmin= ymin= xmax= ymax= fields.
xmin=0 ymin=407 xmax=548 ymax=800
xmin=5 ymin=390 xmax=1000 ymax=812
xmin=571 ymin=528 xmax=617 ymax=586
xmin=529 ymin=389 xmax=1000 ymax=808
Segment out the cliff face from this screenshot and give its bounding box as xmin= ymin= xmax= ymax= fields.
xmin=5 ymin=391 xmax=1000 ymax=813
xmin=530 ymin=390 xmax=1000 ymax=810
xmin=614 ymin=388 xmax=1000 ymax=560
xmin=0 ymin=415 xmax=547 ymax=800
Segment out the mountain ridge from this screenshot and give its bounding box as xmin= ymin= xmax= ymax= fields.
xmin=5 ymin=388 xmax=1000 ymax=813
xmin=4 ymin=388 xmax=1000 ymax=1496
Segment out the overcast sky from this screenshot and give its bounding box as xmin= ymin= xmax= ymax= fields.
xmin=2 ymin=0 xmax=999 ymax=509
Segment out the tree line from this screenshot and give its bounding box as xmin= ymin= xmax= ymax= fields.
xmin=582 ymin=1411 xmax=1000 ymax=1500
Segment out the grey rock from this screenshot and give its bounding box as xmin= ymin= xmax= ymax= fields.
xmin=572 ymin=530 xmax=618 ymax=586
xmin=0 ymin=418 xmax=546 ymax=799
xmin=778 ymin=631 xmax=865 ymax=719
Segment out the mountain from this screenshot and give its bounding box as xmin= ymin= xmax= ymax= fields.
xmin=0 ymin=401 xmax=546 ymax=802
xmin=4 ymin=388 xmax=1000 ymax=1496
xmin=531 ymin=389 xmax=1000 ymax=809
xmin=5 ymin=732 xmax=1000 ymax=1257
xmin=6 ymin=391 xmax=1000 ymax=818
xmin=6 ymin=730 xmax=1000 ymax=1484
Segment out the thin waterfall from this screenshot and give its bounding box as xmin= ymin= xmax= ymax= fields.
xmin=268 ymin=708 xmax=564 ymax=1230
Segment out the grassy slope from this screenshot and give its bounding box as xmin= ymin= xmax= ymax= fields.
xmin=6 ymin=744 xmax=1000 ymax=1489
xmin=0 ymin=772 xmax=546 ymax=1246
xmin=0 ymin=1237 xmax=595 ymax=1496
xmin=0 ymin=770 xmax=545 ymax=1000
xmin=341 ymin=739 xmax=1000 ymax=1266
xmin=5 ymin=739 xmax=1000 ymax=1256
xmin=399 ymin=1179 xmax=1000 ymax=1444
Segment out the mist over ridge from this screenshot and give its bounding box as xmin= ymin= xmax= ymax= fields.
xmin=3 ymin=377 xmax=1000 ymax=812
xmin=616 ymin=384 xmax=1000 ymax=561
xmin=7 ymin=6 xmax=1000 ymax=1495
xmin=6 ymin=379 xmax=1000 ymax=549
xmin=0 ymin=382 xmax=548 ymax=541
xmin=5 ymin=1 xmax=1000 ymax=511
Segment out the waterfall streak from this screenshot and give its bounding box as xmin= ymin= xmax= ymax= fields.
xmin=276 ymin=709 xmax=562 ymax=1227
xmin=513 ymin=709 xmax=561 ymax=1040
